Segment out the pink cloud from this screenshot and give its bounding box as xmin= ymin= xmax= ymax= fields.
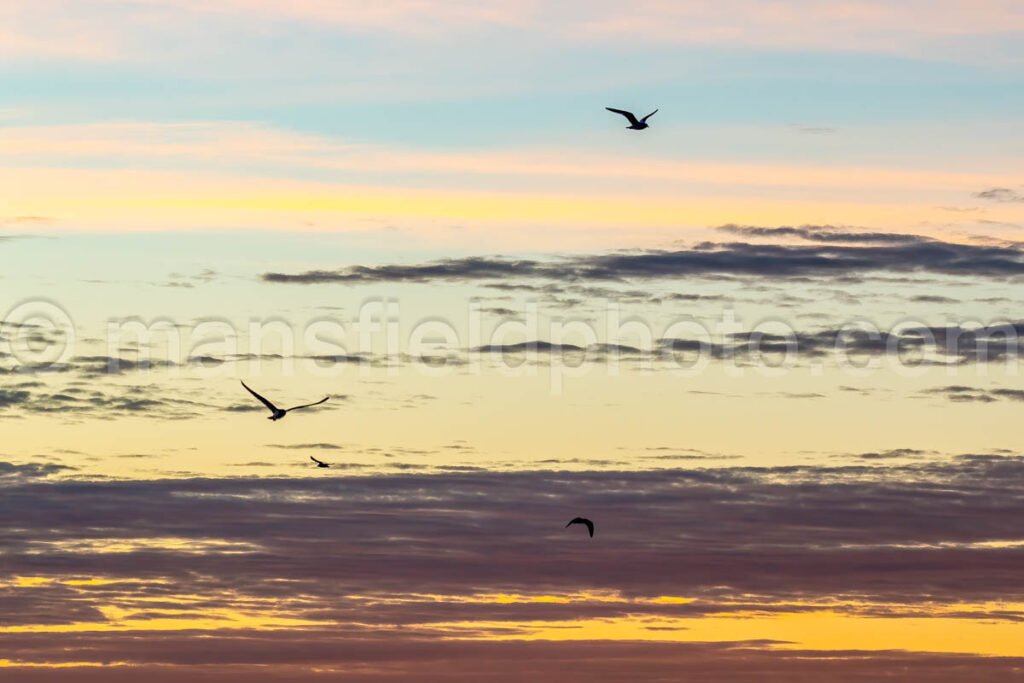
xmin=3 ymin=1 xmax=1022 ymax=62
xmin=569 ymin=0 xmax=1024 ymax=56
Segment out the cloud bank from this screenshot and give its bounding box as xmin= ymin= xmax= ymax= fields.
xmin=2 ymin=458 xmax=1024 ymax=679
xmin=262 ymin=228 xmax=1024 ymax=286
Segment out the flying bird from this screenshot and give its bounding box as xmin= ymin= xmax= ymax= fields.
xmin=310 ymin=456 xmax=330 ymax=468
xmin=606 ymin=107 xmax=658 ymax=130
xmin=565 ymin=517 xmax=594 ymax=537
xmin=240 ymin=381 xmax=329 ymax=421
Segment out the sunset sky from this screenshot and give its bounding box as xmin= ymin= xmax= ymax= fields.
xmin=3 ymin=1 xmax=1024 ymax=680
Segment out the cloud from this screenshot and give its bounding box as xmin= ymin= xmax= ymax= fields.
xmin=1 ymin=638 xmax=1022 ymax=683
xmin=8 ymin=318 xmax=1024 ymax=396
xmin=842 ymin=448 xmax=931 ymax=461
xmin=0 ymin=388 xmax=32 ymax=408
xmin=2 ymin=459 xmax=1024 ymax=675
xmin=570 ymin=0 xmax=1024 ymax=59
xmin=797 ymin=126 xmax=838 ymax=135
xmin=656 ymin=322 xmax=1024 ymax=366
xmin=0 ymin=216 xmax=54 ymax=232
xmin=9 ymin=0 xmax=1024 ymax=70
xmin=156 ymin=269 xmax=219 ymax=289
xmin=0 ymin=461 xmax=74 ymax=480
xmin=0 ymin=383 xmax=214 ymax=420
xmin=2 ymin=459 xmax=1024 ymax=606
xmin=263 ymin=257 xmax=543 ymax=285
xmin=975 ymin=187 xmax=1024 ymax=203
xmin=911 ymin=295 xmax=959 ymax=304
xmin=73 ymin=355 xmax=179 ymax=377
xmin=261 ymin=233 xmax=1024 ymax=286
xmin=474 ymin=341 xmax=644 ymax=356
xmin=220 ymin=403 xmax=265 ymax=413
xmin=463 ymin=331 xmax=997 ymax=370
xmin=2 ymin=350 xmax=384 ymax=381
xmin=715 ymin=224 xmax=929 ymax=244
xmin=922 ymin=385 xmax=1024 ymax=403
xmin=135 ymin=0 xmax=526 ymax=35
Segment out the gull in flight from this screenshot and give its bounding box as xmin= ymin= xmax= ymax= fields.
xmin=240 ymin=381 xmax=329 ymax=421
xmin=606 ymin=107 xmax=658 ymax=130
xmin=310 ymin=456 xmax=330 ymax=469
xmin=565 ymin=517 xmax=594 ymax=538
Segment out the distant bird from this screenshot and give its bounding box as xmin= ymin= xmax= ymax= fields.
xmin=240 ymin=381 xmax=329 ymax=421
xmin=606 ymin=107 xmax=658 ymax=130
xmin=565 ymin=517 xmax=594 ymax=537
xmin=310 ymin=455 xmax=330 ymax=469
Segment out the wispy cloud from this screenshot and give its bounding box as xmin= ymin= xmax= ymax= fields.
xmin=922 ymin=385 xmax=1024 ymax=403
xmin=7 ymin=0 xmax=1024 ymax=65
xmin=716 ymin=224 xmax=931 ymax=244
xmin=0 ymin=382 xmax=212 ymax=420
xmin=976 ymin=187 xmax=1024 ymax=203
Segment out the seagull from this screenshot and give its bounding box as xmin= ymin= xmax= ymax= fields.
xmin=565 ymin=517 xmax=594 ymax=538
xmin=240 ymin=381 xmax=329 ymax=421
xmin=606 ymin=107 xmax=658 ymax=130
xmin=310 ymin=456 xmax=330 ymax=469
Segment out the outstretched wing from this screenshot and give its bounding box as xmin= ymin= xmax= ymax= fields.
xmin=286 ymin=396 xmax=330 ymax=413
xmin=640 ymin=109 xmax=658 ymax=123
xmin=566 ymin=517 xmax=594 ymax=537
xmin=605 ymin=107 xmax=640 ymax=126
xmin=241 ymin=380 xmax=279 ymax=413
xmin=310 ymin=456 xmax=326 ymax=466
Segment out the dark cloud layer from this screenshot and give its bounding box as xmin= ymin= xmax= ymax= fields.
xmin=716 ymin=224 xmax=928 ymax=244
xmin=0 ymin=458 xmax=1019 ymax=610
xmin=473 ymin=320 xmax=1024 ymax=367
xmin=261 ymin=230 xmax=1024 ymax=286
xmin=2 ymin=458 xmax=1024 ymax=679
xmin=923 ymin=385 xmax=1024 ymax=404
xmin=2 ymin=639 xmax=1022 ymax=683
xmin=0 ymin=641 xmax=1020 ymax=683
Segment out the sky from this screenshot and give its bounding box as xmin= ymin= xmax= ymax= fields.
xmin=3 ymin=1 xmax=1024 ymax=680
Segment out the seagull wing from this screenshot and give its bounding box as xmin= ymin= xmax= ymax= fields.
xmin=605 ymin=107 xmax=640 ymax=126
xmin=241 ymin=381 xmax=279 ymax=414
xmin=640 ymin=109 xmax=658 ymax=123
xmin=286 ymin=396 xmax=330 ymax=413
xmin=310 ymin=456 xmax=326 ymax=466
xmin=566 ymin=517 xmax=594 ymax=537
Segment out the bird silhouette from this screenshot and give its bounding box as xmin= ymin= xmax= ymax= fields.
xmin=606 ymin=107 xmax=658 ymax=130
xmin=310 ymin=455 xmax=330 ymax=468
xmin=240 ymin=381 xmax=329 ymax=421
xmin=565 ymin=517 xmax=594 ymax=537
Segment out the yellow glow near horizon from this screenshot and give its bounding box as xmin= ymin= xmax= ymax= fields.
xmin=3 ymin=576 xmax=1024 ymax=657
xmin=425 ymin=609 xmax=1024 ymax=657
xmin=0 ymin=660 xmax=129 ymax=669
xmin=10 ymin=576 xmax=55 ymax=588
xmin=0 ymin=606 xmax=326 ymax=635
xmin=25 ymin=537 xmax=261 ymax=555
xmin=4 ymin=164 xmax=1020 ymax=248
